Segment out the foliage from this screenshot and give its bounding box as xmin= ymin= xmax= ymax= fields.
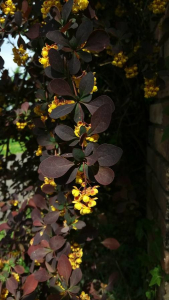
xmin=0 ymin=0 xmax=169 ymax=300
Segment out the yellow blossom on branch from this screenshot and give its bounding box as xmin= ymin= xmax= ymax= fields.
xmin=36 ymin=146 xmax=43 ymax=156
xmin=39 ymin=44 xmax=58 ymax=68
xmin=72 ymin=185 xmax=99 ymax=215
xmin=80 ymin=291 xmax=90 ymax=300
xmin=41 ymin=0 xmax=62 ymax=19
xmin=112 ymin=51 xmax=128 ymax=68
xmin=48 ymin=96 xmax=75 ymax=120
xmin=74 ymin=121 xmax=99 ymax=147
xmin=125 ymin=65 xmax=138 ymax=78
xmin=12 ymin=45 xmax=28 ymax=66
xmin=68 ymin=243 xmax=83 ymax=269
xmin=148 ymin=0 xmax=169 ymax=14
xmin=144 ymin=78 xmax=159 ymax=98
xmin=16 ymin=122 xmax=27 ymax=130
xmin=1 ymin=0 xmax=16 ymax=15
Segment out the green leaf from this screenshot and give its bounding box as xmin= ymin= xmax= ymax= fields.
xmin=0 ymin=230 xmax=6 ymax=241
xmin=73 ymin=148 xmax=85 ymax=162
xmin=149 ymin=266 xmax=162 ymax=287
xmin=146 ymin=290 xmax=155 ymax=299
xmin=162 ymin=125 xmax=169 ymax=142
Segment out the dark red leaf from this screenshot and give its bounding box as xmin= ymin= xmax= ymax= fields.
xmin=74 ymin=103 xmax=84 ymax=123
xmin=62 ymin=0 xmax=73 ymax=22
xmin=26 ymin=23 xmax=40 ymax=39
xmin=70 ymin=268 xmax=82 ymax=287
xmin=39 ymin=156 xmax=74 ymax=178
xmin=79 ymin=72 xmax=94 ymax=97
xmin=44 ymin=212 xmax=60 ymax=224
xmin=34 ymin=268 xmax=50 ymax=282
xmin=84 ymin=30 xmax=110 ymax=52
xmin=6 ymin=277 xmax=18 ymax=295
xmin=49 ymin=235 xmax=66 ymax=250
xmin=49 ymin=79 xmax=74 ymax=96
xmin=49 ymin=49 xmax=64 ymax=73
xmin=96 ymin=144 xmax=123 ymax=167
xmin=106 ymin=272 xmax=119 ymax=291
xmin=0 ymin=223 xmax=10 ymax=231
xmin=22 ymin=0 xmax=28 ymax=13
xmin=14 ymin=265 xmax=25 ymax=274
xmin=94 ymin=166 xmax=115 ymax=185
xmin=41 ymin=184 xmax=56 ymax=194
xmin=21 ymin=102 xmax=29 ymax=112
xmin=46 ymin=30 xmax=70 ymax=47
xmin=76 ymin=19 xmax=93 ymax=45
xmin=90 ymin=104 xmax=112 ymax=134
xmin=82 ymin=95 xmax=115 ymax=115
xmin=55 ymin=125 xmax=76 ymax=141
xmin=33 ymin=194 xmax=47 ymax=210
xmin=23 ymin=274 xmax=38 ymax=296
xmin=30 ymin=248 xmax=51 ymax=261
xmin=57 ymin=254 xmax=72 ymax=284
xmin=68 ymin=54 xmax=80 ymax=75
xmin=14 ymin=11 xmax=22 ymax=26
xmin=101 ymin=238 xmax=120 ymax=250
xmin=50 ymin=103 xmax=75 ymax=119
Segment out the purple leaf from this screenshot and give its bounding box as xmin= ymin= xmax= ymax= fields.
xmin=33 ymin=194 xmax=47 ymax=210
xmin=49 ymin=235 xmax=66 ymax=251
xmin=0 ymin=223 xmax=10 ymax=231
xmin=96 ymin=144 xmax=123 ymax=167
xmin=44 ymin=212 xmax=60 ymax=224
xmin=49 ymin=49 xmax=64 ymax=73
xmin=55 ymin=125 xmax=76 ymax=141
xmin=6 ymin=277 xmax=18 ymax=295
xmin=70 ymin=268 xmax=82 ymax=287
xmin=57 ymin=254 xmax=72 ymax=284
xmin=23 ymin=274 xmax=38 ymax=296
xmin=39 ymin=156 xmax=74 ymax=178
xmin=50 ymin=103 xmax=75 ymax=119
xmin=76 ymin=19 xmax=93 ymax=45
xmin=84 ymin=30 xmax=110 ymax=52
xmin=79 ymin=72 xmax=94 ymax=97
xmin=90 ymin=104 xmax=112 ymax=134
xmin=41 ymin=184 xmax=56 ymax=194
xmin=26 ymin=23 xmax=40 ymax=39
xmin=46 ymin=30 xmax=70 ymax=47
xmin=49 ymin=79 xmax=74 ymax=96
xmin=74 ymin=103 xmax=84 ymax=123
xmin=68 ymin=54 xmax=80 ymax=75
xmin=34 ymin=268 xmax=50 ymax=282
xmin=82 ymin=95 xmax=115 ymax=114
xmin=14 ymin=265 xmax=25 ymax=274
xmin=69 ymin=286 xmax=80 ymax=293
xmin=94 ymin=166 xmax=115 ymax=185
xmin=14 ymin=11 xmax=22 ymax=26
xmin=62 ymin=0 xmax=73 ymax=22
xmin=30 ymin=248 xmax=51 ymax=261
xmin=21 ymin=102 xmax=29 ymax=112
xmin=101 ymin=238 xmax=120 ymax=250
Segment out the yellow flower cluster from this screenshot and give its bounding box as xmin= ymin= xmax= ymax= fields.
xmin=12 ymin=272 xmax=19 ymax=282
xmin=71 ymin=0 xmax=89 ymax=13
xmin=10 ymin=199 xmax=19 ymax=206
xmin=74 ymin=121 xmax=99 ymax=147
xmin=36 ymin=146 xmax=43 ymax=156
xmin=41 ymin=0 xmax=62 ymax=19
xmin=144 ymin=78 xmax=159 ymax=98
xmin=41 ymin=115 xmax=48 ymax=123
xmin=115 ymin=5 xmax=126 ymax=17
xmin=112 ymin=52 xmax=128 ymax=68
xmin=16 ymin=122 xmax=27 ymax=130
xmin=0 ymin=289 xmax=8 ymax=300
xmin=39 ymin=44 xmax=58 ymax=68
xmin=76 ymin=171 xmax=85 ymax=185
xmin=41 ymin=177 xmax=56 ymax=190
xmin=134 ymin=42 xmax=141 ymax=53
xmin=1 ymin=0 xmax=16 ymax=15
xmin=48 ymin=96 xmax=75 ymax=120
xmin=72 ymin=185 xmax=99 ymax=215
xmin=0 ymin=17 xmax=5 ymax=24
xmin=148 ymin=0 xmax=168 ymax=14
xmin=34 ymin=105 xmax=44 ymax=116
xmin=73 ymin=72 xmax=98 ymax=94
xmin=125 ymin=65 xmax=138 ymax=78
xmin=68 ymin=243 xmax=83 ymax=269
xmin=12 ymin=45 xmax=28 ymax=66
xmin=80 ymin=292 xmax=90 ymax=300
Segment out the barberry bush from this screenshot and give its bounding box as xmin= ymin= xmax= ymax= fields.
xmin=0 ymin=0 xmax=169 ymax=300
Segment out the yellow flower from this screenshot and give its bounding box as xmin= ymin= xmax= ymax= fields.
xmin=34 ymin=105 xmax=44 ymax=116
xmin=41 ymin=0 xmax=62 ymax=19
xmin=41 ymin=115 xmax=48 ymax=123
xmin=48 ymin=96 xmax=75 ymax=120
xmin=12 ymin=272 xmax=19 ymax=282
xmin=148 ymin=0 xmax=168 ymax=14
xmin=74 ymin=121 xmax=99 ymax=147
xmin=12 ymin=45 xmax=28 ymax=66
xmin=0 ymin=17 xmax=5 ymax=23
xmin=72 ymin=185 xmax=99 ymax=215
xmin=39 ymin=44 xmax=58 ymax=67
xmin=0 ymin=288 xmax=8 ymax=299
xmin=112 ymin=52 xmax=128 ymax=68
xmin=1 ymin=0 xmax=16 ymax=15
xmin=80 ymin=291 xmax=90 ymax=300
xmin=72 ymin=0 xmax=89 ymax=13
xmin=10 ymin=199 xmax=19 ymax=206
xmin=36 ymin=146 xmax=43 ymax=156
xmin=125 ymin=64 xmax=138 ymax=79
xmin=68 ymin=244 xmax=83 ymax=269
xmin=76 ymin=171 xmax=84 ymax=185
xmin=72 ymin=71 xmax=97 ymax=94
xmin=144 ymin=78 xmax=159 ymax=98
xmin=16 ymin=122 xmax=27 ymax=130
